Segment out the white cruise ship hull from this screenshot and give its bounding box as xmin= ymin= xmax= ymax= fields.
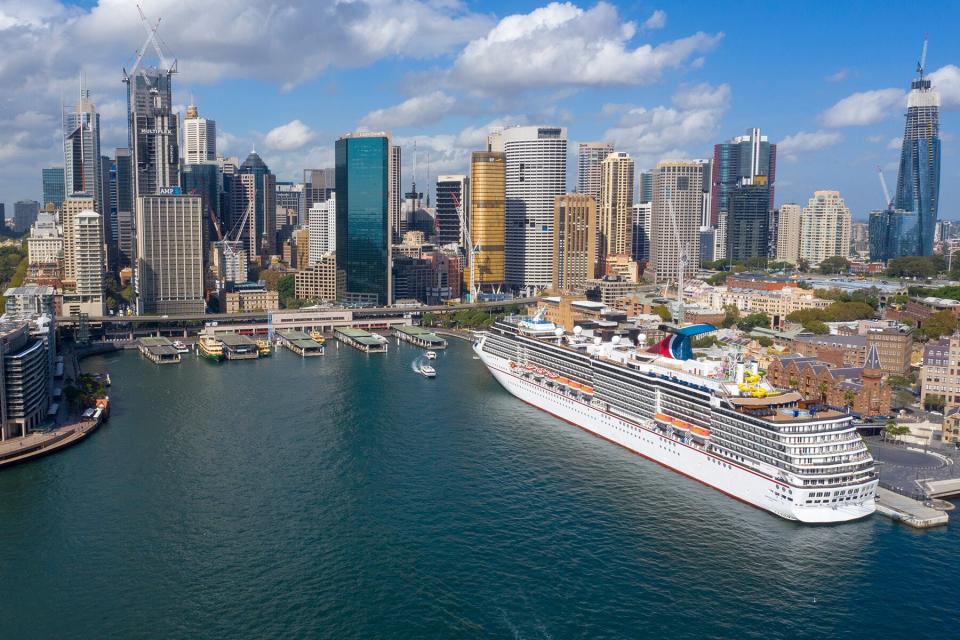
xmin=476 ymin=341 xmax=875 ymax=523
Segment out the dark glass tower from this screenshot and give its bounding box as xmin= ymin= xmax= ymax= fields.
xmin=726 ymin=181 xmax=770 ymax=264
xmin=711 ymin=128 xmax=776 ymax=228
xmin=893 ymin=50 xmax=940 ymax=257
xmin=335 ymin=133 xmax=392 ymax=305
xmin=41 ymin=168 xmax=65 ymax=209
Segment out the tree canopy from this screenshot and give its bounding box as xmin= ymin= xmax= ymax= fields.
xmin=818 ymin=256 xmax=850 ymax=275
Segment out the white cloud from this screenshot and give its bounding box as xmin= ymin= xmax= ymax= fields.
xmin=887 ymin=136 xmax=902 ymax=150
xmin=866 ymin=135 xmax=884 ymax=143
xmin=360 ymin=91 xmax=457 ymax=130
xmin=930 ymin=64 xmax=960 ymax=110
xmin=643 ymin=9 xmax=666 ymax=30
xmin=602 ymin=83 xmax=730 ymax=169
xmin=263 ymin=120 xmax=315 ymax=151
xmin=820 ymin=88 xmax=905 ymax=127
xmin=449 ymin=2 xmax=721 ymax=93
xmin=826 ymin=69 xmax=849 ymax=83
xmin=778 ymin=130 xmax=843 ymax=153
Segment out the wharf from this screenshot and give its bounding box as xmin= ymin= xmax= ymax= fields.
xmin=395 ymin=325 xmax=447 ymax=349
xmin=218 ymin=333 xmax=259 ymax=360
xmin=335 ymin=327 xmax=388 ymax=353
xmin=874 ymin=487 xmax=949 ymax=528
xmin=923 ymin=477 xmax=960 ymax=499
xmin=0 ymin=411 xmax=105 ymax=469
xmin=137 ymin=337 xmax=181 ymax=364
xmin=277 ymin=331 xmax=324 ymax=357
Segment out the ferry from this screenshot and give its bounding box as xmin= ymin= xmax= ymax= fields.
xmin=426 ymin=351 xmax=437 ymax=360
xmin=256 ymin=339 xmax=272 ymax=356
xmin=197 ymin=335 xmax=224 ymax=362
xmin=474 ymin=313 xmax=877 ymax=523
xmin=309 ymin=331 xmax=326 ymax=345
xmin=172 ymin=340 xmax=190 ymax=354
xmin=420 ymin=364 xmax=437 ymax=378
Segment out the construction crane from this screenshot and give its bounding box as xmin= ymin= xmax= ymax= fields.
xmin=664 ymin=186 xmax=689 ymax=326
xmin=450 ymin=191 xmax=478 ymax=301
xmin=917 ymin=33 xmax=928 ymax=79
xmin=876 ymin=166 xmax=893 ymax=210
xmin=122 ymin=4 xmax=177 ymax=85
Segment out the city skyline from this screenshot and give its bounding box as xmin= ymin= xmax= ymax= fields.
xmin=1 ymin=1 xmax=958 ymax=219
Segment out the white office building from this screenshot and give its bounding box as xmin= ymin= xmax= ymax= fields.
xmin=308 ymin=193 xmax=337 ymax=265
xmin=182 ymin=104 xmax=216 ymax=164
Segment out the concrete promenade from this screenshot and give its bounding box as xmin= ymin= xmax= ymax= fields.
xmin=0 ymin=415 xmax=102 ymax=468
xmin=874 ymin=487 xmax=949 ymax=528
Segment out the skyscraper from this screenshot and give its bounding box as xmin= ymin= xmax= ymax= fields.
xmin=183 ymin=103 xmax=216 ymax=164
xmin=435 ymin=175 xmax=469 ymax=246
xmin=639 ymin=171 xmax=654 ymax=204
xmin=13 ymin=201 xmax=40 ymax=234
xmin=114 ymin=148 xmax=134 ymax=268
xmin=469 ymin=150 xmax=506 ymax=291
xmin=308 ymin=194 xmax=336 ymax=264
xmin=650 ymin=161 xmax=704 ymax=284
xmin=62 ymin=86 xmax=103 ymax=214
xmin=304 ymin=169 xmax=335 ymax=209
xmin=62 ymin=196 xmax=95 ymax=283
xmin=711 ymin=128 xmax=776 ymax=227
xmin=552 ymin=194 xmax=596 ymax=292
xmin=390 ymin=145 xmax=402 ymax=243
xmin=598 ymin=152 xmax=634 ymax=272
xmin=126 ymin=66 xmax=180 ymax=204
xmin=894 ymin=41 xmax=940 ymax=256
xmin=335 ymin=132 xmax=392 ymax=305
xmin=181 ymin=161 xmax=220 ymax=269
xmin=775 ymin=204 xmax=802 ymax=265
xmin=631 ymin=202 xmax=652 ymax=263
xmin=726 ymin=180 xmax=771 ymax=264
xmin=577 ymin=142 xmax=614 ymax=201
xmin=234 ymin=151 xmax=277 ymax=260
xmin=496 ymin=126 xmax=567 ymax=290
xmin=135 ymin=194 xmax=205 ymax=314
xmin=799 ymin=191 xmax=852 ymax=264
xmin=41 ymin=168 xmax=65 ymax=209
xmin=70 ymin=211 xmax=105 ymax=317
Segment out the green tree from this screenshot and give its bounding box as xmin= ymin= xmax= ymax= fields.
xmin=738 ymin=312 xmax=771 ymax=332
xmin=924 ymin=393 xmax=946 ymax=411
xmin=756 ymin=336 xmax=773 ymax=347
xmin=652 ymin=305 xmax=672 ymax=322
xmin=260 ymin=270 xmax=283 ymax=290
xmin=276 ymin=275 xmax=296 ymax=307
xmin=918 ymin=310 xmax=959 ymax=341
xmin=421 ymin=312 xmax=437 ymax=327
xmin=720 ymin=304 xmax=740 ymax=329
xmin=802 ymin=320 xmax=830 ymax=335
xmin=886 ymin=256 xmax=938 ymax=278
xmin=797 ymin=258 xmax=810 ymax=273
xmin=818 ymin=256 xmax=850 ymax=275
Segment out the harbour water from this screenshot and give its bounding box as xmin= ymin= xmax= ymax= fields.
xmin=0 ymin=341 xmax=956 ymax=638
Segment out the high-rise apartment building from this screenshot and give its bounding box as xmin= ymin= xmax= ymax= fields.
xmin=799 ymin=191 xmax=851 ymax=264
xmin=631 ymin=202 xmax=652 ymax=263
xmin=70 ymin=211 xmax=105 ymax=316
xmin=335 ymin=132 xmax=392 ymax=305
xmin=639 ymin=171 xmax=654 ymax=204
xmin=650 ymin=161 xmax=704 ymax=284
xmin=552 ymin=194 xmax=597 ymax=292
xmin=775 ymin=204 xmax=802 ymax=264
xmin=63 ymin=87 xmax=103 ymax=214
xmin=495 ymin=126 xmax=567 ymax=290
xmin=308 ymin=194 xmax=336 ymax=264
xmin=41 ymin=168 xmax=65 ymax=209
xmin=598 ymin=152 xmax=634 ymax=272
xmin=711 ymin=128 xmax=776 ymax=227
xmin=135 ymin=194 xmax=205 ymax=314
xmin=577 ymin=142 xmax=614 ymax=202
xmin=126 ymin=67 xmax=180 ymax=204
xmin=893 ymin=45 xmax=940 ymax=257
xmin=61 ymin=196 xmax=95 ymax=283
xmin=182 ymin=104 xmax=216 ymax=164
xmin=435 ymin=175 xmax=469 ymax=246
xmin=233 ymin=152 xmax=277 ymax=261
xmin=13 ymin=201 xmax=40 ymax=234
xmin=469 ymin=151 xmax=506 ymax=291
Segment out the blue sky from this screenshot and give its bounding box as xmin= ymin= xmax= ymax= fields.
xmin=2 ymin=0 xmax=958 ymax=219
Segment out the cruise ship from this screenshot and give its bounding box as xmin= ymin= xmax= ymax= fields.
xmin=474 ymin=314 xmax=877 ymax=523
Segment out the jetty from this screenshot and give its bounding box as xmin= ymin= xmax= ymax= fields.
xmin=137 ymin=337 xmax=181 ymax=364
xmin=874 ymin=487 xmax=949 ymax=528
xmin=395 ymin=325 xmax=447 ymax=350
xmin=277 ymin=331 xmax=324 ymax=357
xmin=335 ymin=327 xmax=388 ymax=353
xmin=218 ymin=333 xmax=260 ymax=360
xmin=0 ymin=405 xmax=106 ymax=469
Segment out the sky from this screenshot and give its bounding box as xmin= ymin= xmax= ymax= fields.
xmin=1 ymin=0 xmax=959 ymax=220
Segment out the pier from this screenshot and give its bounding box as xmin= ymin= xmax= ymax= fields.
xmin=276 ymin=331 xmax=324 ymax=357
xmin=0 ymin=408 xmax=105 ymax=469
xmin=137 ymin=337 xmax=181 ymax=364
xmin=395 ymin=326 xmax=447 ymax=349
xmin=874 ymin=487 xmax=949 ymax=528
xmin=218 ymin=333 xmax=259 ymax=360
xmin=335 ymin=327 xmax=388 ymax=353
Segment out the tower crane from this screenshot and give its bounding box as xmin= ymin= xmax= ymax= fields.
xmin=450 ymin=191 xmax=479 ymax=301
xmin=122 ymin=4 xmax=177 ymax=85
xmin=876 ymin=166 xmax=893 ymax=210
xmin=664 ymin=186 xmax=688 ymax=326
xmin=917 ymin=33 xmax=928 ymax=79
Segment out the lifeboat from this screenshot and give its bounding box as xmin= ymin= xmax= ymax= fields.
xmin=557 ymin=377 xmax=570 ymax=386
xmin=691 ymin=426 xmax=711 ymax=438
xmin=654 ymin=412 xmax=673 ymax=424
xmin=547 ymin=372 xmax=558 ymax=379
xmin=581 ymin=386 xmax=594 ymax=395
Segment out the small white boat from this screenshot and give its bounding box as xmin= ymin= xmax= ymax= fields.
xmin=420 ymin=364 xmax=437 ymax=378
xmin=426 ymin=351 xmax=437 ymax=360
xmin=172 ymin=341 xmax=190 ymax=354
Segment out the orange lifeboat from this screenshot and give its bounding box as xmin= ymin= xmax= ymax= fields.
xmin=691 ymin=426 xmax=711 ymax=438
xmin=581 ymin=386 xmax=594 ymax=394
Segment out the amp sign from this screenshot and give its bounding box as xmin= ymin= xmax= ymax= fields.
xmin=159 ymin=187 xmax=182 ymax=196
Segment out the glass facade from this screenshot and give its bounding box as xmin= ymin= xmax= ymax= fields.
xmin=336 ymin=134 xmax=391 ymax=305
xmin=41 ymin=168 xmax=65 ymax=209
xmin=726 ymin=183 xmax=770 ymax=264
xmin=711 ymin=129 xmax=776 ymax=228
xmin=469 ymin=151 xmax=506 ymax=287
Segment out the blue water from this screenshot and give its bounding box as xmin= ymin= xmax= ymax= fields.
xmin=0 ymin=340 xmax=955 ymax=638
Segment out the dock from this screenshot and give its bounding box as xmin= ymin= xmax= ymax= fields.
xmin=137 ymin=337 xmax=181 ymax=364
xmin=335 ymin=327 xmax=388 ymax=353
xmin=218 ymin=333 xmax=260 ymax=360
xmin=874 ymin=487 xmax=949 ymax=528
xmin=276 ymin=331 xmax=324 ymax=357
xmin=395 ymin=325 xmax=447 ymax=349
xmin=0 ymin=408 xmax=105 ymax=469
